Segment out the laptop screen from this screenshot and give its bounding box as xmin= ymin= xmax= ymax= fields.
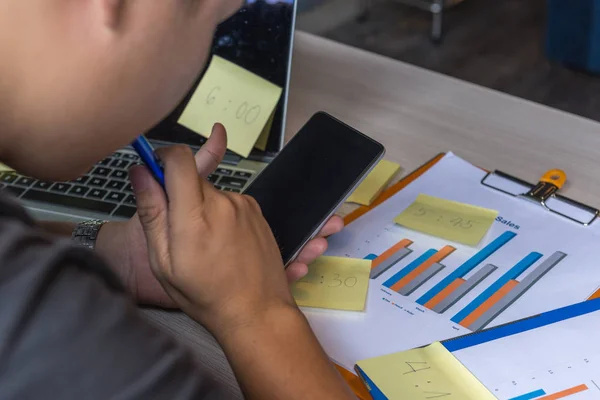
xmin=146 ymin=0 xmax=297 ymax=157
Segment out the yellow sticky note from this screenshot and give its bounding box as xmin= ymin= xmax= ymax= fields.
xmin=394 ymin=194 xmax=498 ymax=246
xmin=178 ymin=56 xmax=283 ymax=157
xmin=254 ymin=111 xmax=275 ymax=151
xmin=0 ymin=163 xmax=13 ymax=172
xmin=347 ymin=160 xmax=401 ymax=206
xmin=357 ymin=342 xmax=495 ymax=400
xmin=291 ymin=256 xmax=371 ymax=311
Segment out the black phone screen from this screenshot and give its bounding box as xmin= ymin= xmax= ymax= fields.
xmin=244 ymin=112 xmax=385 ymax=265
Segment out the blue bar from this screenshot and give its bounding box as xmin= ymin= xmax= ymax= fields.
xmin=383 ymin=249 xmax=437 ymax=288
xmin=364 ymin=254 xmax=378 ymax=260
xmin=444 ymin=298 xmax=600 ymax=352
xmin=451 ymin=252 xmax=543 ymax=324
xmin=417 ymin=231 xmax=517 ymax=305
xmin=508 ymin=389 xmax=546 ymax=400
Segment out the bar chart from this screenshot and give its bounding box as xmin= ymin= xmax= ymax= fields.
xmin=508 ymin=384 xmax=590 ymax=400
xmin=452 ymin=251 xmax=567 ymax=330
xmin=365 ymin=230 xmax=568 ymax=331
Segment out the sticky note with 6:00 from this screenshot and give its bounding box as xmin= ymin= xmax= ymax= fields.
xmin=394 ymin=194 xmax=499 ymax=246
xmin=291 ymin=256 xmax=371 ymax=311
xmin=178 ymin=56 xmax=283 ymax=158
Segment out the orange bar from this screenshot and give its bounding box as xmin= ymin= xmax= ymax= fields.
xmin=588 ymin=288 xmax=600 ymax=300
xmin=537 ymin=384 xmax=588 ymax=399
xmin=372 ymin=239 xmax=413 ymax=269
xmin=425 ymin=278 xmax=466 ymax=309
xmin=459 ymin=280 xmax=519 ymax=328
xmin=390 ymin=245 xmax=456 ymax=291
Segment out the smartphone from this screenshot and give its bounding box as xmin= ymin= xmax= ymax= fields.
xmin=244 ymin=112 xmax=385 ymax=266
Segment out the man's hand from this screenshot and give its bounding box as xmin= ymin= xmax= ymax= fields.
xmin=99 ymin=124 xmax=343 ymax=307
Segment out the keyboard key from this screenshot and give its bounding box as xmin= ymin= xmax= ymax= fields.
xmin=87 ymin=189 xmax=108 ymax=199
xmin=34 ymin=181 xmax=52 ymax=190
xmin=114 ymin=152 xmax=126 ymax=158
xmin=110 ymin=170 xmax=128 ymax=180
xmin=114 ymin=205 xmax=137 ymax=219
xmin=124 ymin=195 xmax=136 ymax=205
xmin=233 ymin=171 xmax=253 ymax=179
xmin=23 ymin=189 xmax=116 ymax=215
xmin=74 ymin=175 xmax=90 ymax=184
xmin=110 ymin=159 xmax=130 ymax=169
xmin=216 ymin=168 xmax=233 ymax=176
xmin=0 ymin=173 xmax=17 ymax=183
xmin=106 ymin=180 xmax=125 ymax=190
xmin=122 ymin=153 xmax=140 ymax=161
xmin=208 ymin=174 xmax=219 ymax=183
xmin=219 ymin=176 xmax=247 ymax=189
xmin=106 ymin=191 xmax=126 ymax=202
xmin=222 ymin=187 xmax=241 ymax=193
xmin=90 ymin=177 xmax=107 ymax=187
xmin=69 ymin=185 xmax=89 ymax=196
xmin=99 ymin=158 xmax=111 ymax=166
xmin=51 ymin=183 xmax=72 ymax=193
xmin=15 ymin=177 xmax=34 ymax=187
xmin=92 ymin=167 xmax=111 ymax=176
xmin=123 ymin=183 xmax=133 ymax=193
xmin=215 ymin=185 xmax=223 ymax=191
xmin=3 ymin=186 xmax=25 ymax=196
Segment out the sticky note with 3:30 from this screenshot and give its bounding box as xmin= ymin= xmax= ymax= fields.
xmin=394 ymin=194 xmax=499 ymax=246
xmin=291 ymin=256 xmax=371 ymax=311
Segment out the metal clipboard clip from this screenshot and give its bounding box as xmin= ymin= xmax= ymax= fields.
xmin=481 ymin=169 xmax=599 ymax=226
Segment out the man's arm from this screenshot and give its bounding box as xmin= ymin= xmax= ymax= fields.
xmin=39 ymin=220 xmax=134 ymax=288
xmin=216 ymin=305 xmax=356 ymax=400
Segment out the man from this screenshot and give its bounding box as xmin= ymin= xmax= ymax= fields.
xmin=0 ymin=1 xmax=355 ymax=398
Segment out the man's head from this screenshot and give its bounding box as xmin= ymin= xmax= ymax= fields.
xmin=0 ymin=0 xmax=243 ymax=180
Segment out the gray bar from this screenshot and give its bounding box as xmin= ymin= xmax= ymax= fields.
xmin=432 ymin=264 xmax=497 ymax=314
xmin=370 ymin=247 xmax=413 ymax=279
xmin=469 ymin=252 xmax=567 ymax=331
xmin=398 ymin=263 xmax=445 ymax=296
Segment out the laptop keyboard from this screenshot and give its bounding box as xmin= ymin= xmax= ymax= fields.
xmin=0 ymin=150 xmax=255 ymax=219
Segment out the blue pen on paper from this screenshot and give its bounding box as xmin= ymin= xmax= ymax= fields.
xmin=131 ymin=135 xmax=166 ymax=189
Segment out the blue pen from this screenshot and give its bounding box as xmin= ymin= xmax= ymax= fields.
xmin=131 ymin=135 xmax=166 ymax=189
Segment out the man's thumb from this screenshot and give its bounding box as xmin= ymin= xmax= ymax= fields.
xmin=129 ymin=166 xmax=169 ymax=267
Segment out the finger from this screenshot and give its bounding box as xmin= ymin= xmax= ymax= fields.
xmin=295 ymin=238 xmax=328 ymax=264
xmin=315 ymin=215 xmax=344 ymax=238
xmin=129 ymin=165 xmax=170 ymax=274
xmin=286 ymin=262 xmax=309 ymax=284
xmin=195 ymin=123 xmax=227 ymax=179
xmin=157 ymin=145 xmax=211 ymax=219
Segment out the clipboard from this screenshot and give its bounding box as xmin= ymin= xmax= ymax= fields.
xmin=335 ymin=153 xmax=600 ymax=397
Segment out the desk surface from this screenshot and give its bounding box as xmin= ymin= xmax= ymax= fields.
xmin=143 ymin=31 xmax=600 ymax=398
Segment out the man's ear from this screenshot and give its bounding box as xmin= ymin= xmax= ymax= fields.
xmin=101 ymin=0 xmax=125 ymax=29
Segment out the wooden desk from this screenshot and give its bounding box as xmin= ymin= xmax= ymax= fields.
xmin=143 ymin=31 xmax=600 ymax=398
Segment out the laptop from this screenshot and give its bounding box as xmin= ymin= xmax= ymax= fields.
xmin=0 ymin=0 xmax=298 ymax=223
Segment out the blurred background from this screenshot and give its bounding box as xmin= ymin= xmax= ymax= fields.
xmin=297 ymin=0 xmax=600 ymax=122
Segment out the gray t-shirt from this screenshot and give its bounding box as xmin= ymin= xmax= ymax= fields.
xmin=0 ymin=193 xmax=226 ymax=399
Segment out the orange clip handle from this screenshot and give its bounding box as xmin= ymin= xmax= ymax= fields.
xmin=540 ymin=169 xmax=567 ymax=189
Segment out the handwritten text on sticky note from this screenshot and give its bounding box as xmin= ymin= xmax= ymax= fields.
xmin=394 ymin=194 xmax=498 ymax=246
xmin=356 ymin=342 xmax=495 ymax=399
xmin=178 ymin=56 xmax=282 ymax=158
xmin=291 ymin=256 xmax=371 ymax=311
xmin=347 ymin=160 xmax=401 ymax=206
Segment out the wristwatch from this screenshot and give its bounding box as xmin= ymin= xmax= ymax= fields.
xmin=71 ymin=219 xmax=107 ymax=250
